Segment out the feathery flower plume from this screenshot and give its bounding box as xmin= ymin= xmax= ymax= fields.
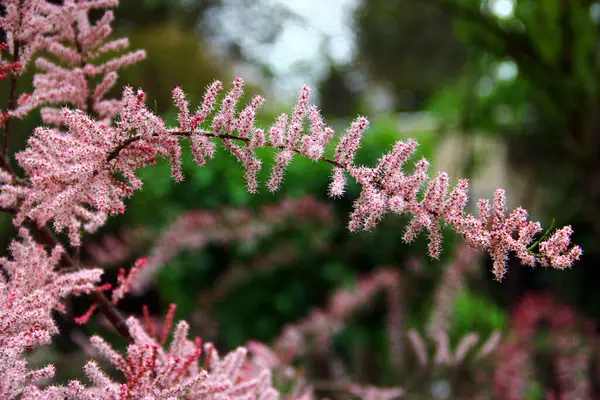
xmin=1 ymin=86 xmax=182 ymax=245
xmin=0 ymin=229 xmax=101 ymax=398
xmin=7 ymin=0 xmax=145 ymax=124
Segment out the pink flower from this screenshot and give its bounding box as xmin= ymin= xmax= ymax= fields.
xmin=0 ymin=229 xmax=101 ymax=397
xmin=5 ymin=0 xmax=144 ymax=124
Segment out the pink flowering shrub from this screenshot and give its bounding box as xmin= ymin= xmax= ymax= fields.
xmin=0 ymin=0 xmax=587 ymax=398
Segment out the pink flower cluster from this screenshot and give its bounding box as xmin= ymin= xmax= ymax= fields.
xmin=6 ymin=0 xmax=145 ymax=124
xmin=0 ymin=0 xmax=588 ymax=397
xmin=0 ymin=229 xmax=101 ymax=398
xmin=1 ymin=87 xmax=181 ymax=245
xmin=63 ymin=317 xmax=278 ymax=399
xmin=1 ymin=0 xmax=71 ymax=76
xmin=20 ymin=314 xmax=279 ymax=399
xmin=0 ymin=0 xmax=144 ymax=245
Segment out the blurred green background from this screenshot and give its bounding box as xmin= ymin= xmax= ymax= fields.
xmin=4 ymin=0 xmax=600 ymax=398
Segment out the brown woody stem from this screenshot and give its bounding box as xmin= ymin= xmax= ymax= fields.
xmin=107 ymin=130 xmax=345 ymax=169
xmin=32 ymin=224 xmax=132 ymax=341
xmin=1 ymin=43 xmax=19 ymax=176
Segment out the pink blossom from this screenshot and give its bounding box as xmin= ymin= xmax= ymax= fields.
xmin=1 ymin=86 xmax=183 ymax=245
xmin=328 ymin=167 xmax=346 ymax=197
xmin=0 ymin=229 xmax=101 ymax=397
xmin=334 ymin=116 xmax=369 ymax=167
xmin=538 ymin=226 xmax=582 ymax=269
xmin=6 ymin=0 xmax=144 ymax=124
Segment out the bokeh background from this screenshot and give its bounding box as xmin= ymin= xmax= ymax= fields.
xmin=4 ymin=0 xmax=600 ymax=398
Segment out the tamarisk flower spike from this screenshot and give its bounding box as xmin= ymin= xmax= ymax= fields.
xmin=1 ymin=86 xmax=182 ymax=245
xmin=0 ymin=77 xmax=582 ymax=279
xmin=5 ymin=0 xmax=145 ymax=125
xmin=0 ymin=229 xmax=102 ymax=398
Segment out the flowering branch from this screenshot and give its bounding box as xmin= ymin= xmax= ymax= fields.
xmin=0 ymin=228 xmax=102 ymax=396
xmin=0 ymin=77 xmax=581 ymax=279
xmin=0 ymin=0 xmax=581 ymax=278
xmin=5 ymin=1 xmax=145 ymax=126
xmin=47 ymin=316 xmax=280 ymax=399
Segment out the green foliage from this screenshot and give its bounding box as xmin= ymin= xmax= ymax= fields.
xmin=450 ymin=291 xmax=507 ymax=341
xmin=450 ymin=291 xmax=508 ymax=343
xmin=427 ymin=56 xmax=530 ymax=135
xmin=113 ymin=0 xmax=211 ymax=30
xmin=353 ymin=0 xmax=466 ymax=109
xmin=525 ymin=381 xmax=545 ymax=400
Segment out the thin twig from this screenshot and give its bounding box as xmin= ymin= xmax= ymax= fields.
xmin=107 ymin=130 xmax=345 ymax=169
xmin=32 ymin=225 xmax=132 ymax=341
